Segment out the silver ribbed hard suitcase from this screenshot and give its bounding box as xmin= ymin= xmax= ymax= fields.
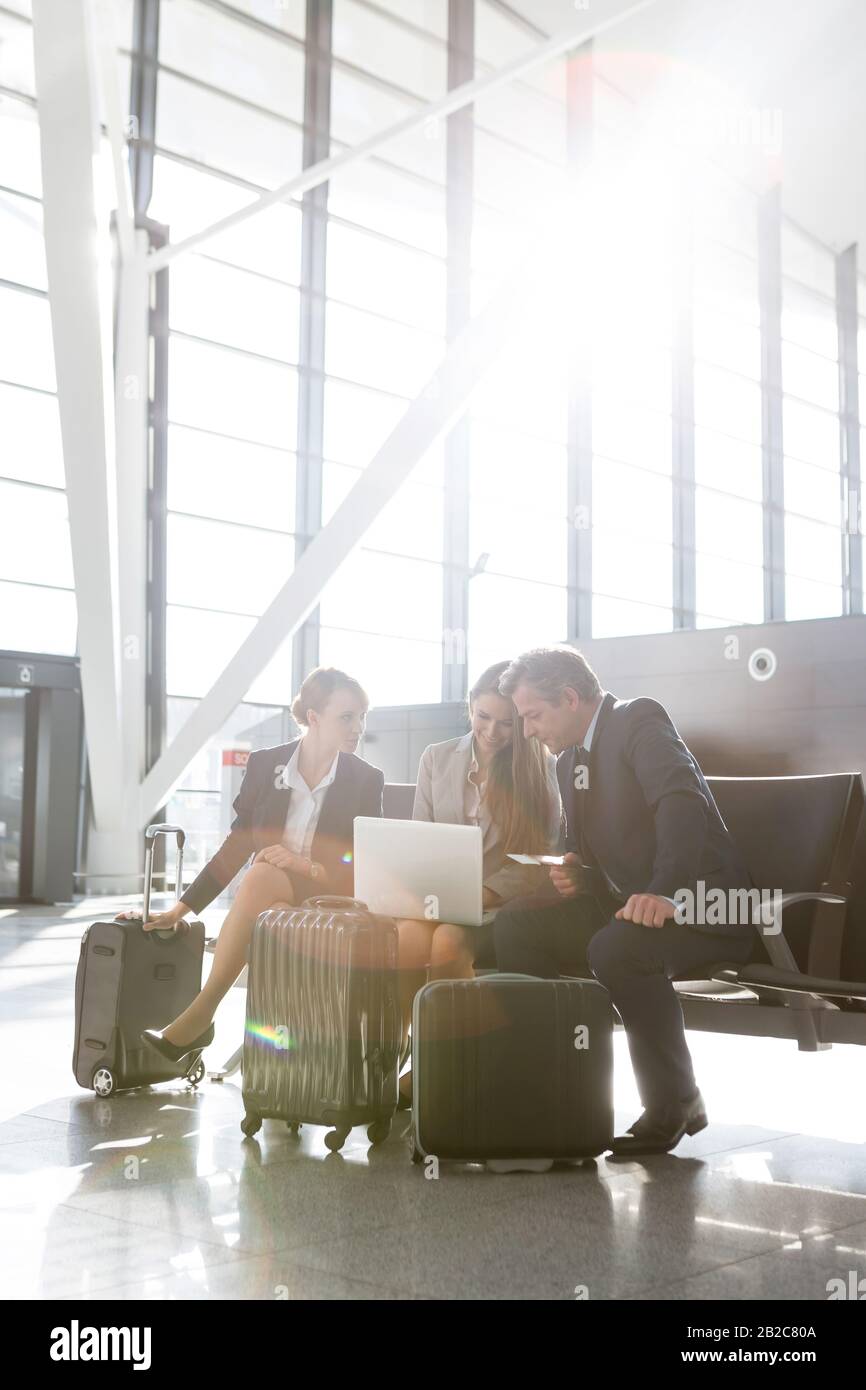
xmin=240 ymin=896 xmax=400 ymax=1151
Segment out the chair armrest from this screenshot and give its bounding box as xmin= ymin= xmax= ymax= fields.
xmin=750 ymin=890 xmax=846 ymax=935
xmin=710 ymin=967 xmax=743 ymax=985
xmin=738 ymin=964 xmax=866 ymax=1002
xmin=747 ymin=892 xmax=850 ymax=1009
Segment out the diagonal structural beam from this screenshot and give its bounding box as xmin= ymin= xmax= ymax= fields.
xmin=146 ymin=0 xmax=656 ymax=275
xmin=32 ymin=0 xmax=125 ymax=829
xmin=138 ymin=241 xmax=541 ymax=822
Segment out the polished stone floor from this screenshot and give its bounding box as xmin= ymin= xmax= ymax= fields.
xmin=2 ymin=900 xmax=865 ymax=1301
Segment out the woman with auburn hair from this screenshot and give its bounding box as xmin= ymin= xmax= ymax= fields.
xmin=396 ymin=660 xmax=562 ymax=1105
xmin=135 ymin=666 xmax=383 ymax=1064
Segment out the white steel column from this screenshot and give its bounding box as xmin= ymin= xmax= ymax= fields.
xmin=32 ymin=0 xmax=126 ymax=848
xmin=92 ymin=0 xmax=136 ymax=261
xmin=94 ymin=0 xmax=150 ymax=852
xmin=114 ymin=231 xmax=151 ymax=832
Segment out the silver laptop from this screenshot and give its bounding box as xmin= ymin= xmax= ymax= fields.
xmin=353 ymin=817 xmax=483 ymax=927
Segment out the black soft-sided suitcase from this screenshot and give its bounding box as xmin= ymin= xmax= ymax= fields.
xmin=410 ymin=975 xmax=613 ymax=1165
xmin=240 ymin=896 xmax=400 ymax=1152
xmin=73 ymin=825 xmax=206 ymax=1097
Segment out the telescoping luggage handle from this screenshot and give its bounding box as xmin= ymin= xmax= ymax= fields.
xmin=143 ymin=824 xmax=186 ymax=936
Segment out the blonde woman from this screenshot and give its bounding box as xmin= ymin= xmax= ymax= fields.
xmin=396 ymin=660 xmax=562 ymax=1104
xmin=138 ymin=667 xmax=383 ymax=1064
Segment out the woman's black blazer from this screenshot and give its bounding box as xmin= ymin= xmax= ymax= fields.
xmin=181 ymin=740 xmax=384 ymax=914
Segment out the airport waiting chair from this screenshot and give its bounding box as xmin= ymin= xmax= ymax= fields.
xmin=675 ymin=773 xmax=866 ymax=1052
xmin=383 ymin=783 xmax=416 ymax=819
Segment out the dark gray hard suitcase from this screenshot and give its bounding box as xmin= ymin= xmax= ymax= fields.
xmin=72 ymin=825 xmax=206 ymax=1097
xmin=410 ymin=976 xmax=614 ymax=1165
xmin=240 ymin=896 xmax=400 ymax=1152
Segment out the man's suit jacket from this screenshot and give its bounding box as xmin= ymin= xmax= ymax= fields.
xmin=413 ymin=732 xmax=563 ymax=901
xmin=182 ymin=741 xmax=384 ymax=914
xmin=557 ymin=693 xmax=753 ymax=939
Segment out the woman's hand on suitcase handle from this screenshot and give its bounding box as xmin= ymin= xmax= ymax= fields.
xmin=116 ymin=901 xmax=190 ymax=931
xmin=143 ymin=902 xmax=191 ymax=932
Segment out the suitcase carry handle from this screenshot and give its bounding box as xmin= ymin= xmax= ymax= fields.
xmin=301 ymin=895 xmax=369 ymax=912
xmin=475 ymin=973 xmax=543 ymax=982
xmin=149 ymin=921 xmax=190 ymax=942
xmin=115 ymin=914 xmax=188 ymax=942
xmin=143 ymin=823 xmax=186 ymax=924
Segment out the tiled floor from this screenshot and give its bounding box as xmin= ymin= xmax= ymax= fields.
xmin=2 ymin=900 xmax=866 ymax=1301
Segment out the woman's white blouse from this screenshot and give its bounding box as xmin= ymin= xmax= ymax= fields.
xmin=463 ymin=738 xmax=492 ymax=839
xmin=280 ymin=742 xmax=340 ymax=859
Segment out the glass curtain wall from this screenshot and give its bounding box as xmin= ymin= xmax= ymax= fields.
xmin=148 ymin=0 xmax=307 ymax=864
xmin=0 ymin=2 xmax=77 ymax=655
xmin=2 ymin=0 xmax=864 ymax=870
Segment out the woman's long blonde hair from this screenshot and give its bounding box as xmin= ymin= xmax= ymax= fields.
xmin=469 ymin=661 xmax=552 ymax=855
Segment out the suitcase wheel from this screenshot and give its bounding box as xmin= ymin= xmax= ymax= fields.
xmin=287 ymin=1122 xmax=302 ymax=1135
xmin=92 ymin=1067 xmax=116 ymax=1098
xmin=324 ymin=1127 xmax=350 ymax=1153
xmin=241 ymin=1112 xmax=262 ymax=1138
xmin=366 ymin=1119 xmax=391 ymax=1146
xmin=185 ymin=1058 xmax=206 ymax=1087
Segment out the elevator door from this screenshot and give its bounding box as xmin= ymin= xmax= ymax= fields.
xmin=0 ymin=688 xmax=29 ymax=899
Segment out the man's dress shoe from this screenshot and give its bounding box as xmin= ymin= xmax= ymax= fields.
xmin=610 ymin=1091 xmax=708 ymax=1155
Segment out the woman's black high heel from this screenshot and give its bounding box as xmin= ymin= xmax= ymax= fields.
xmin=396 ymin=1034 xmax=413 ymax=1109
xmin=140 ymin=1023 xmax=215 ymax=1063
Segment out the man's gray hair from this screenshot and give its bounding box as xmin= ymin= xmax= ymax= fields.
xmin=499 ymin=645 xmax=601 ymax=703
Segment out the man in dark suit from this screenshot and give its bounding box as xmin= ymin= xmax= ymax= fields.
xmin=494 ymin=645 xmax=754 ymax=1154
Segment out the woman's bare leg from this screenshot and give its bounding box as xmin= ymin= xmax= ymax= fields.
xmin=162 ymin=863 xmax=294 ymax=1045
xmin=429 ymin=923 xmax=475 ymax=980
xmin=396 ymin=918 xmax=436 ymax=1099
xmin=396 ymin=918 xmax=436 ymax=1039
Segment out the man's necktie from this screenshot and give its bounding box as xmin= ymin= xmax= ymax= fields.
xmin=571 ymin=745 xmax=591 ymax=860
